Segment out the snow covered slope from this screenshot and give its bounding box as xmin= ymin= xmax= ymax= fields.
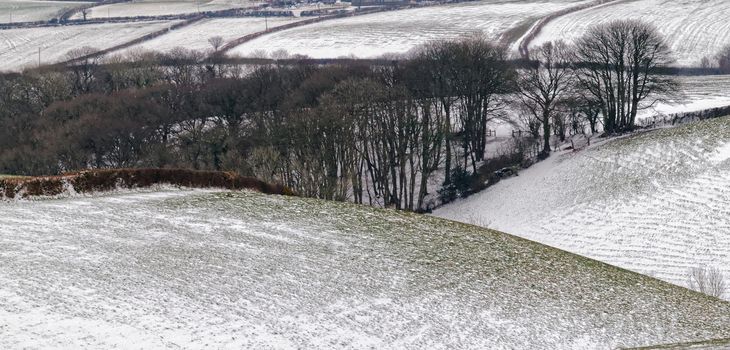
xmin=2 ymin=189 xmax=730 ymax=348
xmin=0 ymin=20 xmax=180 ymax=71
xmin=0 ymin=0 xmax=89 ymax=24
xmin=653 ymin=75 xmax=730 ymax=116
xmin=228 ymin=0 xmax=589 ymax=59
xmin=530 ymin=0 xmax=730 ymax=66
xmin=71 ymin=0 xmax=255 ymax=19
xmin=435 ymin=115 xmax=730 ymax=297
xmin=121 ymin=17 xmax=302 ymax=54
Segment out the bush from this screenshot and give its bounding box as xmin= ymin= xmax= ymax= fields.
xmin=0 ymin=168 xmax=294 ymax=200
xmin=438 ymin=166 xmax=473 ymax=203
xmin=688 ymin=266 xmax=726 ymax=298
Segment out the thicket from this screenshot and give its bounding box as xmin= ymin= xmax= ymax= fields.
xmin=0 ymin=21 xmax=679 ymax=210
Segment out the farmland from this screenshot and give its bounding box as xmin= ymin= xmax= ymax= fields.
xmin=0 ymin=20 xmax=180 ymax=71
xmin=69 ymin=0 xmax=257 ymax=19
xmin=0 ymin=0 xmax=89 ymax=24
xmin=121 ymin=17 xmax=302 ymax=54
xmin=227 ymin=0 xmax=590 ymax=59
xmin=435 ymin=115 xmax=730 ymax=297
xmin=530 ymin=0 xmax=730 ymax=66
xmin=2 ymin=189 xmax=730 ymax=348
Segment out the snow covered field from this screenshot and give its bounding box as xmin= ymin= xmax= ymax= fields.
xmin=1 ymin=189 xmax=730 ymax=348
xmin=640 ymin=74 xmax=730 ymax=119
xmin=0 ymin=0 xmax=89 ymax=24
xmin=530 ymin=0 xmax=730 ymax=66
xmin=70 ymin=0 xmax=256 ymax=20
xmin=121 ymin=17 xmax=301 ymax=54
xmin=435 ymin=115 xmax=730 ymax=297
xmin=0 ymin=20 xmax=180 ymax=71
xmin=228 ymin=0 xmax=590 ymax=59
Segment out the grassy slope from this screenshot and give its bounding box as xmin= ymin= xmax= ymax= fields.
xmin=1 ymin=190 xmax=730 ymax=348
xmin=435 ymin=115 xmax=730 ymax=292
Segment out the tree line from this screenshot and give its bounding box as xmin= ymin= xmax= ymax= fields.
xmin=0 ymin=19 xmax=677 ymax=211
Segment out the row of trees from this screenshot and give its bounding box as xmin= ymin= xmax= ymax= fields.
xmin=517 ymin=20 xmax=676 ymax=156
xmin=0 ymin=19 xmax=676 ymax=210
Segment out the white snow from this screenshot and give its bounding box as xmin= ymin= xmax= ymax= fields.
xmin=434 ymin=115 xmax=730 ymax=299
xmin=0 ymin=0 xmax=89 ymax=23
xmin=2 ymin=189 xmax=730 ymax=348
xmin=531 ymin=0 xmax=730 ymax=66
xmin=228 ymin=0 xmax=590 ymax=59
xmin=0 ymin=20 xmax=181 ymax=71
xmin=638 ymin=75 xmax=730 ymax=120
xmin=70 ymin=0 xmax=257 ymax=20
xmin=120 ymin=17 xmax=302 ymax=54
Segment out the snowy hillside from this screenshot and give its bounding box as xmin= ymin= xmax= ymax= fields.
xmin=121 ymin=17 xmax=302 ymax=54
xmin=435 ymin=115 xmax=730 ymax=297
xmin=70 ymin=0 xmax=256 ymax=19
xmin=530 ymin=0 xmax=730 ymax=66
xmin=0 ymin=20 xmax=180 ymax=71
xmin=227 ymin=0 xmax=589 ymax=59
xmin=651 ymin=75 xmax=730 ymax=117
xmin=0 ymin=0 xmax=89 ymax=23
xmin=2 ymin=189 xmax=730 ymax=348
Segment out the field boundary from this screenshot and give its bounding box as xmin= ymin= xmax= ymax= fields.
xmin=0 ymin=168 xmax=293 ymax=200
xmin=624 ymin=337 xmax=730 ymax=349
xmin=219 ymin=0 xmax=484 ymax=56
xmin=220 ymin=5 xmax=421 ymax=55
xmin=60 ymin=16 xmax=207 ymax=66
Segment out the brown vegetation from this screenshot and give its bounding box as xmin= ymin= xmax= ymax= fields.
xmin=0 ymin=168 xmax=292 ymax=199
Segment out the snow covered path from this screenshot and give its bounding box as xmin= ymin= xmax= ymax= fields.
xmin=435 ymin=116 xmax=730 ymax=297
xmin=2 ymin=190 xmax=730 ymax=348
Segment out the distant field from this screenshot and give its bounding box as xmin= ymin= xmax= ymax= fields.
xmin=642 ymin=75 xmax=730 ymax=118
xmin=0 ymin=0 xmax=89 ymax=24
xmin=0 ymin=20 xmax=180 ymax=71
xmin=70 ymin=0 xmax=257 ymax=19
xmin=531 ymin=0 xmax=730 ymax=66
xmin=121 ymin=17 xmax=302 ymax=54
xmin=1 ymin=189 xmax=730 ymax=348
xmin=436 ymin=115 xmax=730 ymax=297
xmin=228 ymin=0 xmax=590 ymax=59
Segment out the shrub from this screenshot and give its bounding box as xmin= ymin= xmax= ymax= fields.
xmin=438 ymin=166 xmax=473 ymax=203
xmin=0 ymin=168 xmax=293 ymax=200
xmin=688 ymin=266 xmax=726 ymax=298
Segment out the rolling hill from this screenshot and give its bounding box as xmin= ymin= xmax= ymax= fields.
xmin=530 ymin=0 xmax=730 ymax=66
xmin=227 ymin=0 xmax=590 ymax=59
xmin=69 ymin=0 xmax=256 ymax=20
xmin=1 ymin=189 xmax=730 ymax=348
xmin=0 ymin=20 xmax=180 ymax=71
xmin=0 ymin=0 xmax=89 ymax=24
xmin=435 ymin=115 xmax=730 ymax=298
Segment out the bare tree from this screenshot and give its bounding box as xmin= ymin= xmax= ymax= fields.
xmin=208 ymin=36 xmax=224 ymax=52
xmin=573 ymin=20 xmax=677 ymax=134
xmin=517 ymin=41 xmax=573 ymax=156
xmin=688 ymin=266 xmax=726 ymax=298
xmin=80 ymin=8 xmax=90 ymax=21
xmin=65 ymin=46 xmax=102 ymax=95
xmin=716 ymin=45 xmax=730 ymax=74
